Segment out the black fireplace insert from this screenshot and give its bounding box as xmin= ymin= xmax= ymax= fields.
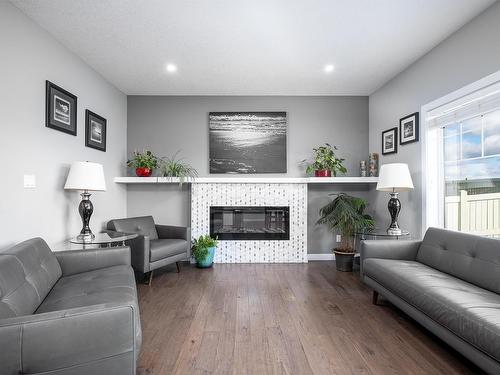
xmin=210 ymin=206 xmax=290 ymax=240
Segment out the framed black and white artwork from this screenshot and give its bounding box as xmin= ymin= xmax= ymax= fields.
xmin=209 ymin=112 xmax=287 ymax=174
xmin=85 ymin=110 xmax=107 ymax=152
xmin=400 ymin=112 xmax=419 ymax=145
xmin=45 ymin=80 xmax=77 ymax=135
xmin=382 ymin=127 xmax=398 ymax=155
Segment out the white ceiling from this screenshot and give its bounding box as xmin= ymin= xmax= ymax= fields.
xmin=11 ymin=0 xmax=495 ymax=95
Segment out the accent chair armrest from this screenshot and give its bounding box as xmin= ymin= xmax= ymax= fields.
xmin=0 ymin=303 xmax=138 ymax=375
xmin=360 ymin=240 xmax=422 ymax=276
xmin=156 ymin=224 xmax=190 ymax=241
xmin=129 ymin=234 xmax=151 ymax=273
xmin=55 ymin=246 xmax=131 ymax=276
xmin=104 ymin=229 xmax=151 ymax=273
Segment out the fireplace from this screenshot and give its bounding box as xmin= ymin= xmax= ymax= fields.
xmin=210 ymin=206 xmax=290 ymax=240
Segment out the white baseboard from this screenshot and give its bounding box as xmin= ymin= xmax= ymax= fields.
xmin=308 ymin=253 xmax=335 ymax=261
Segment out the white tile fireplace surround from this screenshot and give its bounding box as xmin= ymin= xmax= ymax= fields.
xmin=191 ymin=183 xmax=308 ymax=263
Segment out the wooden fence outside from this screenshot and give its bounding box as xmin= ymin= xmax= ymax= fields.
xmin=445 ymin=190 xmax=500 ymax=237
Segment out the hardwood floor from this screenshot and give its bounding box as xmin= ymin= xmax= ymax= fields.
xmin=137 ymin=262 xmax=484 ymax=375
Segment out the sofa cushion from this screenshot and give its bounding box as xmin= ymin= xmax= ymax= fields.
xmin=364 ymin=258 xmax=500 ymax=361
xmin=417 ymin=227 xmax=500 ymax=294
xmin=150 ymin=239 xmax=187 ymax=262
xmin=107 ymin=216 xmax=159 ymax=240
xmin=36 ymin=265 xmax=137 ymax=313
xmin=36 ymin=265 xmax=142 ymax=348
xmin=0 ymin=238 xmax=61 ymax=318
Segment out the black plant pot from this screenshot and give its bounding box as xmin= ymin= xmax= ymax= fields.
xmin=334 ymin=251 xmax=354 ymax=272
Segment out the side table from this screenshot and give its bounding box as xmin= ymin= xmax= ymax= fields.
xmin=52 ymin=232 xmax=138 ymax=252
xmin=356 ymin=229 xmax=410 ymax=241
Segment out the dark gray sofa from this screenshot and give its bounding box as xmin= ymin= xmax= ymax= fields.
xmin=0 ymin=237 xmax=141 ymax=375
xmin=360 ymin=227 xmax=500 ymax=374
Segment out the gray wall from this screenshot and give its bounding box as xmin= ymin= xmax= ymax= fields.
xmin=127 ymin=96 xmax=370 ymax=253
xmin=368 ymin=2 xmax=500 ymax=238
xmin=0 ymin=2 xmax=128 ymax=249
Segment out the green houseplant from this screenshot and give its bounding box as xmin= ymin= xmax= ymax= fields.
xmin=317 ymin=193 xmax=375 ymax=272
xmin=160 ymin=151 xmax=198 ymax=184
xmin=303 ymin=143 xmax=347 ymax=177
xmin=127 ymin=150 xmax=159 ymax=177
xmin=192 ymin=235 xmax=218 ymax=268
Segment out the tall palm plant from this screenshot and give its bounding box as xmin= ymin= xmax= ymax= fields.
xmin=317 ymin=193 xmax=375 ymax=253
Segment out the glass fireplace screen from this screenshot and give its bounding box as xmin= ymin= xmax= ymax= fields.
xmin=210 ymin=206 xmax=290 ymax=240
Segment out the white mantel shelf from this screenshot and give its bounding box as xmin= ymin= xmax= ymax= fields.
xmin=114 ymin=176 xmax=378 ymax=184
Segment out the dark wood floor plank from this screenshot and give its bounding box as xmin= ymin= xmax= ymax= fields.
xmin=137 ymin=262 xmax=484 ymax=375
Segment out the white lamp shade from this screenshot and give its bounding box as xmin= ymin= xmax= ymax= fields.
xmin=376 ymin=163 xmax=414 ymax=192
xmin=64 ymin=161 xmax=106 ymax=191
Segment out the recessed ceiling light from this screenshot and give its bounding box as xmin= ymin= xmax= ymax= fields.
xmin=166 ymin=63 xmax=177 ymax=73
xmin=324 ymin=64 xmax=335 ymax=73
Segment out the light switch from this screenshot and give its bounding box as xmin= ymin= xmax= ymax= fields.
xmin=24 ymin=175 xmax=36 ymax=189
xmin=336 ymin=234 xmax=341 ymax=242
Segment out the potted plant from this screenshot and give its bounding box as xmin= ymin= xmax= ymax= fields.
xmin=160 ymin=151 xmax=198 ymax=185
xmin=317 ymin=193 xmax=374 ymax=272
xmin=127 ymin=150 xmax=159 ymax=177
xmin=192 ymin=235 xmax=218 ymax=268
xmin=303 ymin=143 xmax=347 ymax=177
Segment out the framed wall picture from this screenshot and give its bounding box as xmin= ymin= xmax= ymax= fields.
xmin=45 ymin=80 xmax=77 ymax=135
xmin=382 ymin=127 xmax=398 ymax=155
xmin=400 ymin=112 xmax=419 ymax=144
xmin=85 ymin=110 xmax=107 ymax=152
xmin=209 ymin=112 xmax=287 ymax=173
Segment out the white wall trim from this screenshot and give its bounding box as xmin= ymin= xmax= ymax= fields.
xmin=420 ymin=69 xmax=500 ymax=237
xmin=308 ymin=253 xmax=335 ymax=261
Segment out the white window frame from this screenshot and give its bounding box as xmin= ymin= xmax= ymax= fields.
xmin=421 ymin=70 xmax=500 ymax=237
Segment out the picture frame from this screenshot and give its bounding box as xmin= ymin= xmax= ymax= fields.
xmin=382 ymin=127 xmax=398 ymax=155
xmin=45 ymin=80 xmax=77 ymax=135
xmin=400 ymin=112 xmax=419 ymax=145
xmin=85 ymin=110 xmax=107 ymax=152
xmin=209 ymin=112 xmax=287 ymax=174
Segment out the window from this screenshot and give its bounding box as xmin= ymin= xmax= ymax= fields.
xmin=423 ymin=76 xmax=500 ymax=238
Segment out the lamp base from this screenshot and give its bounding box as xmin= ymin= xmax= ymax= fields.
xmin=78 ymin=191 xmax=95 ymax=241
xmin=387 ymin=192 xmax=402 ymax=235
xmin=387 ymin=227 xmax=402 ymax=236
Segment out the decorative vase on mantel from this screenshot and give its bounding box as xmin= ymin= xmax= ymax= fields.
xmin=315 ymin=169 xmax=332 ymax=177
xmin=135 ymin=167 xmax=153 ymax=177
xmin=127 ymin=150 xmax=159 ymax=178
xmin=303 ymin=144 xmax=347 ymax=178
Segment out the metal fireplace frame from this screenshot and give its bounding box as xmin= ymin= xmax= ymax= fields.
xmin=210 ymin=206 xmax=290 ymax=240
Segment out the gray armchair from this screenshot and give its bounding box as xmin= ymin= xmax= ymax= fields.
xmin=107 ymin=216 xmax=190 ymax=285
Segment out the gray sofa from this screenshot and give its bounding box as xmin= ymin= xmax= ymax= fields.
xmin=0 ymin=238 xmax=141 ymax=375
xmin=360 ymin=227 xmax=500 ymax=374
xmin=107 ymin=216 xmax=190 ymax=285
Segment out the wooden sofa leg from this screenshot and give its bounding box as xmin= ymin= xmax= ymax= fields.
xmin=372 ymin=291 xmax=379 ymax=305
xmin=176 ymin=262 xmax=181 ymax=273
xmin=147 ymin=270 xmax=154 ymax=286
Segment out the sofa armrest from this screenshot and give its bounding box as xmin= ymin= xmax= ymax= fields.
xmin=360 ymin=239 xmax=422 ymax=261
xmin=55 ymin=246 xmax=131 ymax=276
xmin=0 ymin=303 xmax=137 ymax=374
xmin=360 ymin=240 xmax=421 ymax=275
xmin=156 ymin=224 xmax=190 ymax=241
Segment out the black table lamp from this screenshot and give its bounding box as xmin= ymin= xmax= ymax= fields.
xmin=376 ymin=163 xmax=414 ymax=235
xmin=64 ymin=161 xmax=106 ymax=241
